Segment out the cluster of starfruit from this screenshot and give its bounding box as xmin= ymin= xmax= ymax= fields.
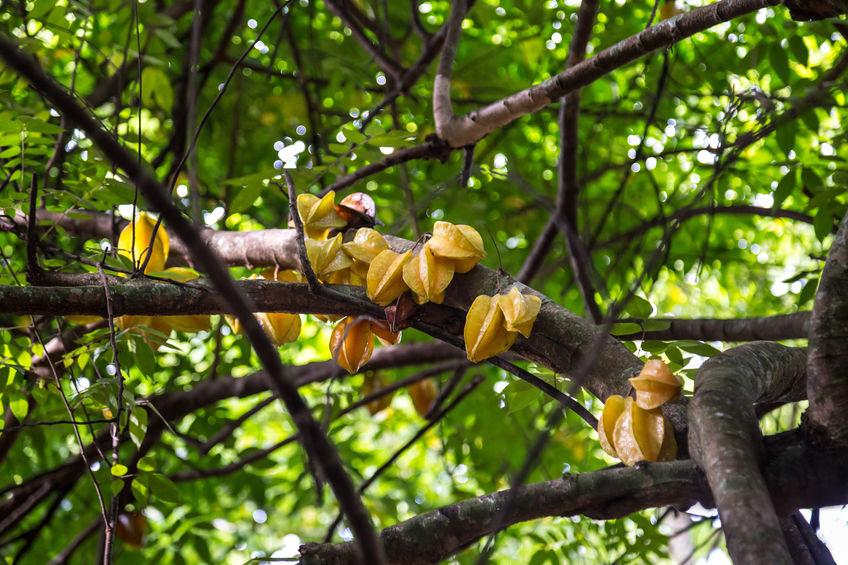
xmin=596 ymin=360 xmax=683 ymax=466
xmin=361 ymin=372 xmax=437 ymax=419
xmin=297 ymin=191 xmax=493 ymax=367
xmin=463 ymin=287 xmax=541 ymax=363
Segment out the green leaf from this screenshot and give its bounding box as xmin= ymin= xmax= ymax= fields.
xmin=773 ymin=171 xmax=796 ymax=208
xmin=677 ymin=341 xmax=720 ymax=357
xmin=129 ymin=407 xmax=148 ymax=449
xmin=775 ymin=123 xmax=795 ymax=156
xmin=788 ymin=36 xmax=808 ymax=65
xmin=799 ymin=278 xmax=818 ymax=306
xmin=9 ymin=397 xmax=28 ymax=421
xmin=149 ymin=473 xmax=180 ymax=503
xmin=110 ymin=478 xmax=125 ymax=496
xmin=140 ymin=67 xmax=174 ymax=110
xmin=229 ymin=182 xmax=263 ymax=214
xmin=609 ymin=323 xmax=643 ymax=336
xmin=623 ymin=295 xmax=653 ymax=319
xmin=111 ymin=463 xmax=129 ymax=477
xmin=137 ymin=455 xmax=156 ymax=473
xmin=769 ymin=44 xmax=791 ymax=84
xmin=29 ymin=0 xmax=56 ymax=19
xmin=814 ymin=208 xmax=833 ymax=242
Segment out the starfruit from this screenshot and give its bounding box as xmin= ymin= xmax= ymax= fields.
xmin=366 ymin=249 xmax=412 ymax=306
xmin=658 ymin=421 xmax=678 ymax=461
xmin=330 ymin=317 xmax=375 ymax=374
xmin=116 ymin=512 xmax=148 ymax=549
xmin=629 ymin=359 xmax=683 ymax=410
xmin=499 ymin=287 xmax=542 ymax=338
xmin=342 ymin=228 xmax=389 ymax=278
xmin=402 ymin=243 xmax=455 ymax=304
xmin=261 ymin=268 xmax=303 ymax=283
xmin=336 ymin=192 xmax=377 ymax=227
xmin=370 ymin=319 xmax=402 ymax=346
xmin=660 ymin=0 xmax=683 ymax=20
xmin=612 ymin=397 xmax=666 ymax=466
xmin=296 ymin=191 xmax=347 ymax=239
xmin=305 ymin=234 xmax=353 ymax=282
xmin=409 ymin=378 xmax=438 ymax=418
xmin=257 ymin=311 xmax=301 ymax=346
xmin=597 ymin=394 xmax=627 ymax=457
xmin=362 ymin=372 xmax=393 ymax=415
xmin=427 ymin=221 xmax=485 ymax=273
xmin=153 ymin=267 xmax=211 ymax=333
xmin=117 ymin=212 xmax=169 ymax=273
xmin=464 ymin=294 xmax=518 ymax=363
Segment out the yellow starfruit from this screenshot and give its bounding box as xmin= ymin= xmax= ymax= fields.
xmin=366 ymin=250 xmax=412 ymax=306
xmin=597 ymin=394 xmax=627 ymax=457
xmin=342 ymin=228 xmax=389 ymax=278
xmin=261 ymin=268 xmax=303 ymax=283
xmin=362 ymin=372 xmax=393 ymax=415
xmin=296 ymin=191 xmax=346 ymax=239
xmin=658 ymin=421 xmax=678 ymax=461
xmin=427 ymin=221 xmax=485 ymax=273
xmin=612 ymin=397 xmax=665 ymax=466
xmin=305 ymin=234 xmax=353 ymax=282
xmin=369 ymin=319 xmax=402 ymax=346
xmin=153 ymin=267 xmax=211 ymax=333
xmin=463 ymin=294 xmax=517 ymax=363
xmin=330 ymin=317 xmax=375 ymax=374
xmin=402 ymin=243 xmax=455 ymax=304
xmin=499 ymin=287 xmax=542 ymax=338
xmin=117 ymin=212 xmax=169 ymax=273
xmin=409 ymin=378 xmax=438 ymax=418
xmin=629 ymin=359 xmax=683 ymax=410
xmin=257 ymin=311 xmax=301 ymax=346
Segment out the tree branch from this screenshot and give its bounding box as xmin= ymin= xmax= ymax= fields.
xmin=614 ymin=311 xmax=811 ymax=341
xmin=434 ymin=0 xmax=781 ymax=147
xmin=688 ymin=343 xmax=807 ymax=564
xmin=601 ymin=205 xmax=818 ymax=248
xmin=806 ymin=209 xmax=848 ymax=444
xmin=299 ymin=435 xmax=848 ymax=564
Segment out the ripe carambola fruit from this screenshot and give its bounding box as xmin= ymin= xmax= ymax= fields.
xmin=366 ymin=249 xmax=412 ymax=306
xmin=409 ymin=378 xmax=438 ymax=418
xmin=296 ymin=191 xmax=347 ymax=239
xmin=362 ymin=372 xmax=393 ymax=415
xmin=499 ymin=287 xmax=542 ymax=338
xmin=629 ymin=359 xmax=683 ymax=410
xmin=427 ymin=221 xmax=485 ymax=273
xmin=464 ymin=294 xmax=517 ymax=363
xmin=402 ymin=243 xmax=455 ymax=304
xmin=330 ymin=317 xmax=375 ymax=374
xmin=117 ymin=212 xmax=169 ymax=273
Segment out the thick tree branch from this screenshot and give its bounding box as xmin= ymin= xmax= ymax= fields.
xmin=9 ymin=213 xmax=645 ymax=410
xmin=434 ymin=0 xmax=786 ymax=147
xmin=299 ymin=435 xmax=848 ymax=564
xmin=806 ymin=209 xmax=848 ymax=444
xmin=688 ymin=343 xmax=807 ymax=564
xmin=0 ymin=33 xmax=386 ymax=564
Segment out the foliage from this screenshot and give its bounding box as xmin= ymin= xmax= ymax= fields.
xmin=0 ymin=0 xmax=845 ymax=563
